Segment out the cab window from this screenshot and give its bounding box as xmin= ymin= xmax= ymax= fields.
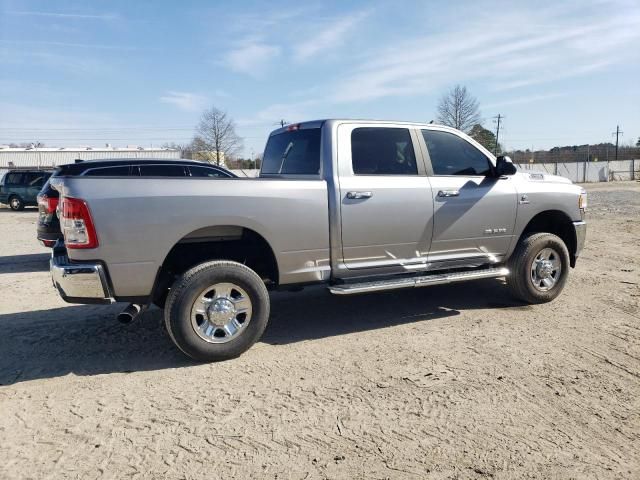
xmin=351 ymin=128 xmax=417 ymax=175
xmin=422 ymin=130 xmax=492 ymax=176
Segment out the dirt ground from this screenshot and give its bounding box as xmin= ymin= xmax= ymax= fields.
xmin=0 ymin=182 xmax=638 ymax=480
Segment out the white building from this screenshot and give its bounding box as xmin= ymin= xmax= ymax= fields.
xmin=0 ymin=146 xmax=181 ymax=171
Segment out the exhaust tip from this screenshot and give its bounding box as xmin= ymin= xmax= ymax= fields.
xmin=117 ymin=303 xmax=141 ymax=324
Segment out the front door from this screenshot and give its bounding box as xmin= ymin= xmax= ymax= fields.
xmin=338 ymin=124 xmax=434 ymax=271
xmin=420 ymin=128 xmax=517 ymax=267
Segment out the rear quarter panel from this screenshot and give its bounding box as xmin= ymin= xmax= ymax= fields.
xmin=56 ymin=177 xmax=329 ymax=297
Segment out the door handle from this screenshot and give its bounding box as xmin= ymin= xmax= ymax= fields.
xmin=346 ymin=191 xmax=373 ymax=199
xmin=437 ymin=190 xmax=460 ymax=197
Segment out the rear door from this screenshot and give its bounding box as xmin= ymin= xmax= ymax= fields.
xmin=420 ymin=128 xmax=517 ymax=267
xmin=337 ymin=124 xmax=434 ymax=270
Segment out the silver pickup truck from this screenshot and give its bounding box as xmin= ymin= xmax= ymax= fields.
xmin=50 ymin=120 xmax=587 ymax=361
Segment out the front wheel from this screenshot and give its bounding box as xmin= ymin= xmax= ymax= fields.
xmin=164 ymin=260 xmax=270 ymax=362
xmin=506 ymin=233 xmax=570 ymax=304
xmin=9 ymin=195 xmax=24 ymax=211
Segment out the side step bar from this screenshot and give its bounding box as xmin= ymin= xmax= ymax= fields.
xmin=328 ymin=267 xmax=509 ymax=295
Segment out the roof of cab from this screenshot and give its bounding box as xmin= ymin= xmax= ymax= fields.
xmin=268 ymin=119 xmax=463 ymax=136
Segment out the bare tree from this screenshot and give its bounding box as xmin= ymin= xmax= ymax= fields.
xmin=436 ymin=85 xmax=481 ymax=133
xmin=161 ymin=142 xmax=194 ymax=159
xmin=192 ymin=107 xmax=242 ymax=166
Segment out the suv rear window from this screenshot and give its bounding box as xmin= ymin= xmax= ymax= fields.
xmin=261 ymin=128 xmax=321 ymax=175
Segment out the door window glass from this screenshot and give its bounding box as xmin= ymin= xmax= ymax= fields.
xmin=28 ymin=172 xmax=48 ymax=187
xmin=138 ymin=165 xmax=187 ymax=176
xmin=351 ymin=128 xmax=417 ymax=175
xmin=422 ymin=130 xmax=492 ymax=176
xmin=189 ymin=166 xmax=231 ymax=177
xmin=84 ymin=166 xmax=131 ymax=176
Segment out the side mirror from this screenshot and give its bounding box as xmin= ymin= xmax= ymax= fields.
xmin=495 ymin=155 xmax=517 ymax=176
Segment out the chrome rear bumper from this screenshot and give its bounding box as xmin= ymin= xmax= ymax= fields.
xmin=50 ymin=243 xmax=114 ymax=304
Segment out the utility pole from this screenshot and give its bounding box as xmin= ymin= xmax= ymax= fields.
xmin=493 ymin=114 xmax=502 ymax=156
xmin=612 ymin=125 xmax=623 ymax=161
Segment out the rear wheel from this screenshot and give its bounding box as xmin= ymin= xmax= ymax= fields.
xmin=9 ymin=195 xmax=24 ymax=211
xmin=164 ymin=260 xmax=270 ymax=362
xmin=506 ymin=233 xmax=570 ymax=304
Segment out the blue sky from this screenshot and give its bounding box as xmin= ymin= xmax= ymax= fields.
xmin=1 ymin=0 xmax=639 ymax=156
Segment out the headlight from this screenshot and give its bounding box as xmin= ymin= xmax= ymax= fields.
xmin=578 ymin=190 xmax=588 ymax=210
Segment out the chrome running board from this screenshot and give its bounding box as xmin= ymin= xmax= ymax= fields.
xmin=328 ymin=267 xmax=509 ymax=295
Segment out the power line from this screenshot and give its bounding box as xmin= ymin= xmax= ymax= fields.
xmin=612 ymin=125 xmax=623 ymax=161
xmin=493 ymin=114 xmax=503 ymax=155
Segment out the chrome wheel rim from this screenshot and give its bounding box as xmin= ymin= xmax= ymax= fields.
xmin=10 ymin=198 xmax=20 ymax=209
xmin=190 ymin=282 xmax=252 ymax=344
xmin=530 ymin=247 xmax=562 ymax=291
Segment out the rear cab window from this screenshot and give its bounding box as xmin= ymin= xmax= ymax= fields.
xmin=261 ymin=128 xmax=321 ymax=176
xmin=351 ymin=127 xmax=417 ymax=175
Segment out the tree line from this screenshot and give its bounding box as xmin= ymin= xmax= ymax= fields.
xmin=435 ymin=85 xmax=639 ymax=163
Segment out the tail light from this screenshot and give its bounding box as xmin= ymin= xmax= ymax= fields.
xmin=61 ymin=197 xmax=99 ymax=249
xmin=37 ymin=194 xmax=59 ymax=214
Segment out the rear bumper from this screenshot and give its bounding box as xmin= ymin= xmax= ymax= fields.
xmin=573 ymin=220 xmax=587 ymax=260
xmin=50 ymin=243 xmax=114 ymax=304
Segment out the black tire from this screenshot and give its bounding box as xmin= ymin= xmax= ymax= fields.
xmin=164 ymin=260 xmax=270 ymax=362
xmin=506 ymin=232 xmax=570 ymax=304
xmin=9 ymin=195 xmax=24 ymax=211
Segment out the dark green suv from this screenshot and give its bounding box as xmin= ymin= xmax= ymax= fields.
xmin=0 ymin=169 xmax=52 ymax=210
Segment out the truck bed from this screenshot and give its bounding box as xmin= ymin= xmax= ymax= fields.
xmin=51 ymin=176 xmax=330 ymax=297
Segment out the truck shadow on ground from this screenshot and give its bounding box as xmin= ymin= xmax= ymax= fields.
xmin=0 ymin=253 xmax=50 ymax=274
xmin=0 ymin=279 xmax=527 ymax=385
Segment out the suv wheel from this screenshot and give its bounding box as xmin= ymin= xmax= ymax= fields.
xmin=164 ymin=260 xmax=270 ymax=362
xmin=9 ymin=195 xmax=24 ymax=211
xmin=506 ymin=233 xmax=570 ymax=304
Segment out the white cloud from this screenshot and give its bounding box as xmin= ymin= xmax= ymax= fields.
xmin=293 ymin=10 xmax=370 ymax=62
xmin=223 ymin=42 xmax=281 ymax=77
xmin=7 ymin=11 xmax=116 ymax=20
xmin=159 ymin=91 xmax=208 ymax=112
xmin=483 ymin=93 xmax=566 ymax=109
xmin=0 ymin=48 xmax=112 ymax=75
xmin=326 ymin=2 xmax=640 ymax=103
xmin=237 ymin=100 xmax=318 ymax=127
